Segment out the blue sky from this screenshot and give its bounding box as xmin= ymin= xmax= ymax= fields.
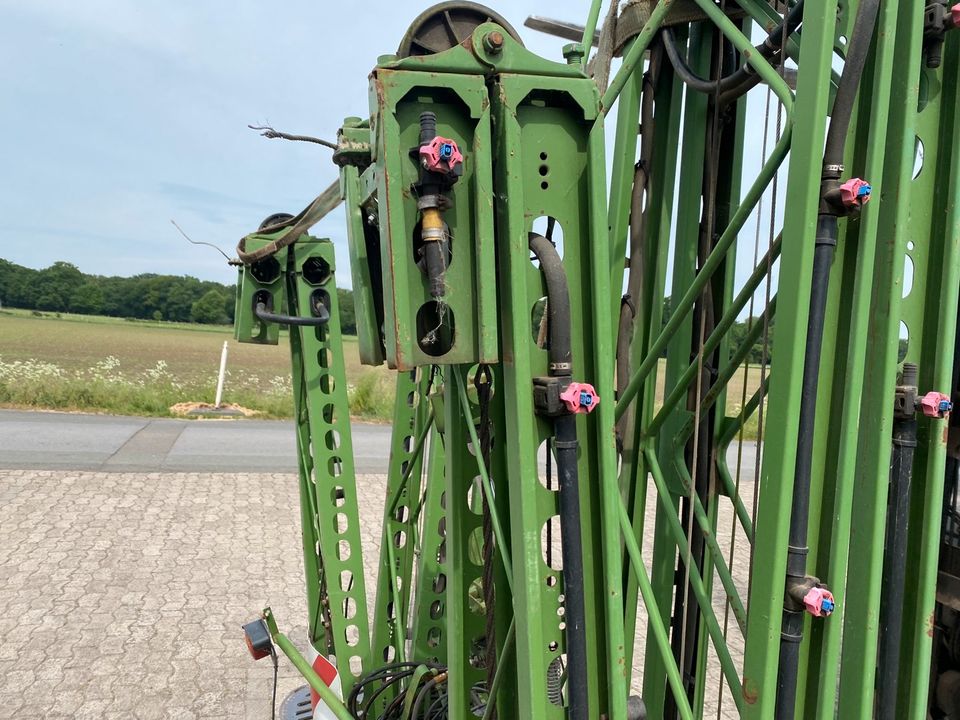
xmin=1 ymin=1 xmax=589 ymax=285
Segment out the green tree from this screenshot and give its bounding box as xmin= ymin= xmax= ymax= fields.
xmin=35 ymin=261 xmax=84 ymax=312
xmin=69 ymin=282 xmax=104 ymax=314
xmin=337 ymin=288 xmax=356 ymax=335
xmin=190 ymin=290 xmax=229 ymax=324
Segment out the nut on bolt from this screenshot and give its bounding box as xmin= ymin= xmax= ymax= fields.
xmin=483 ymin=31 xmax=504 ymax=54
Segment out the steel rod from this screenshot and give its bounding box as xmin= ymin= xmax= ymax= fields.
xmin=480 ymin=619 xmax=516 ymax=720
xmin=644 ymin=237 xmax=782 ymax=436
xmin=675 ymin=297 xmax=779 ymax=444
xmin=387 ymin=408 xmax=435 ymax=516
xmin=264 ymin=610 xmax=354 ymax=720
xmin=615 ymin=129 xmax=791 ymax=423
xmin=675 ymin=464 xmax=749 ymax=633
xmin=453 ymin=369 xmax=514 ymax=588
xmin=718 ymin=375 xmax=769 ymax=447
xmin=581 ymin=0 xmax=603 ymax=65
xmin=644 ymin=448 xmax=746 ymax=713
xmin=716 ymin=461 xmax=756 ymax=543
xmin=617 ymin=493 xmax=696 ymax=720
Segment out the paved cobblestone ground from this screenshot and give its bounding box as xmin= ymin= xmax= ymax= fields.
xmin=0 ymin=469 xmax=751 ymax=719
xmin=0 ymin=470 xmax=389 ymax=720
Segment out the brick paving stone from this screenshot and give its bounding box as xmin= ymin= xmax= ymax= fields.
xmin=0 ymin=469 xmax=752 ymax=719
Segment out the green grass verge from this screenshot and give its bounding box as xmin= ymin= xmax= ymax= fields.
xmin=0 ymin=309 xmax=394 ymax=421
xmin=0 ymin=309 xmax=765 ymax=434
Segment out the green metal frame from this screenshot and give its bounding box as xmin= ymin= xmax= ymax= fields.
xmin=232 ymin=3 xmax=960 ymax=718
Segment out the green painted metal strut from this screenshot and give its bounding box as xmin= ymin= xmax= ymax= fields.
xmin=231 ymin=4 xmax=960 ymax=718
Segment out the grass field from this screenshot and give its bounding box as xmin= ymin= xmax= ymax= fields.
xmin=0 ymin=309 xmax=393 ymax=419
xmin=0 ymin=308 xmax=764 ymax=432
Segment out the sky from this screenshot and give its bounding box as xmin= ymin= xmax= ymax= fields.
xmin=0 ymin=1 xmax=595 ymax=286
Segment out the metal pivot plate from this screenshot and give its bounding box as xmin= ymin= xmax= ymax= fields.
xmin=279 ymin=685 xmax=313 ymax=720
xmin=396 ymin=1 xmax=523 ymax=57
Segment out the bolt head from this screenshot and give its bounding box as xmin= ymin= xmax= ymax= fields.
xmin=483 ymin=31 xmax=504 ymax=54
xmin=562 ymin=42 xmax=586 ymax=65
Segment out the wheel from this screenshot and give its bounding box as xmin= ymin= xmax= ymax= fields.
xmin=259 ymin=212 xmax=294 ymax=231
xmin=396 ymin=1 xmax=523 ymax=58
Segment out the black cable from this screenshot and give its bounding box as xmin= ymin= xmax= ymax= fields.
xmin=347 ymin=662 xmax=418 ymax=713
xmin=347 ymin=662 xmax=447 ymax=717
xmin=359 ymin=669 xmax=416 ymax=714
xmin=660 ymin=0 xmax=804 ymax=101
xmin=410 ymin=675 xmax=446 ymax=719
xmin=474 ymin=364 xmax=498 ymax=719
xmin=269 ymin=646 xmax=279 ymax=720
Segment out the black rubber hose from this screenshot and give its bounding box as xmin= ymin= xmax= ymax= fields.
xmin=877 ymin=365 xmax=919 ymax=720
xmin=529 ymin=233 xmax=573 ymax=375
xmin=660 ymin=0 xmax=804 ymax=97
xmin=774 ymin=216 xmax=835 ymax=719
xmin=255 ymin=301 xmax=329 ymax=327
xmin=774 ymin=0 xmax=880 ymax=714
xmin=823 ymin=0 xmax=880 ymax=167
xmin=555 ymin=412 xmax=588 ymax=720
xmin=529 ymin=231 xmax=587 ymax=720
xmin=418 ymin=111 xmax=447 ymax=299
xmin=419 ymin=111 xmax=437 ymax=145
xmin=423 ymin=243 xmax=447 ymax=298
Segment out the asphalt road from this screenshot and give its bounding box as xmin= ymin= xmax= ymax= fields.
xmin=0 ymin=409 xmax=393 ymax=474
xmin=0 ymin=409 xmax=759 ymax=479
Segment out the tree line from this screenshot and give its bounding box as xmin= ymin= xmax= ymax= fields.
xmin=0 ymin=258 xmax=357 ymax=332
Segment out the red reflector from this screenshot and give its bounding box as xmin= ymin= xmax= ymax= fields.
xmin=245 ymin=633 xmax=271 ymax=660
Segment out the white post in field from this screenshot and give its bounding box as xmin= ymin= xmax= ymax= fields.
xmin=214 ymin=341 xmax=229 ymax=408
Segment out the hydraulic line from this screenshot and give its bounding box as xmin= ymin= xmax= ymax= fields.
xmin=660 ymin=0 xmax=804 ymax=101
xmin=528 ymin=232 xmax=587 ymax=720
xmin=774 ymin=0 xmax=881 ymax=716
xmin=876 ymin=363 xmax=920 ymax=720
xmin=616 ymin=50 xmax=659 ymax=425
xmin=416 ymin=111 xmax=452 ymax=300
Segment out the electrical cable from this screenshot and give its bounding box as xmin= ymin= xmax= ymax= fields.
xmin=248 ymin=124 xmax=338 ymax=150
xmin=474 ymin=364 xmax=498 ymax=719
xmin=410 ymin=673 xmax=447 ymax=719
xmin=269 ymin=646 xmax=279 ymax=720
xmin=347 ymin=662 xmax=447 ymax=718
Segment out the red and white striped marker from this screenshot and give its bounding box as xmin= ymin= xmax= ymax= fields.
xmin=304 ymin=644 xmax=343 ymax=720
